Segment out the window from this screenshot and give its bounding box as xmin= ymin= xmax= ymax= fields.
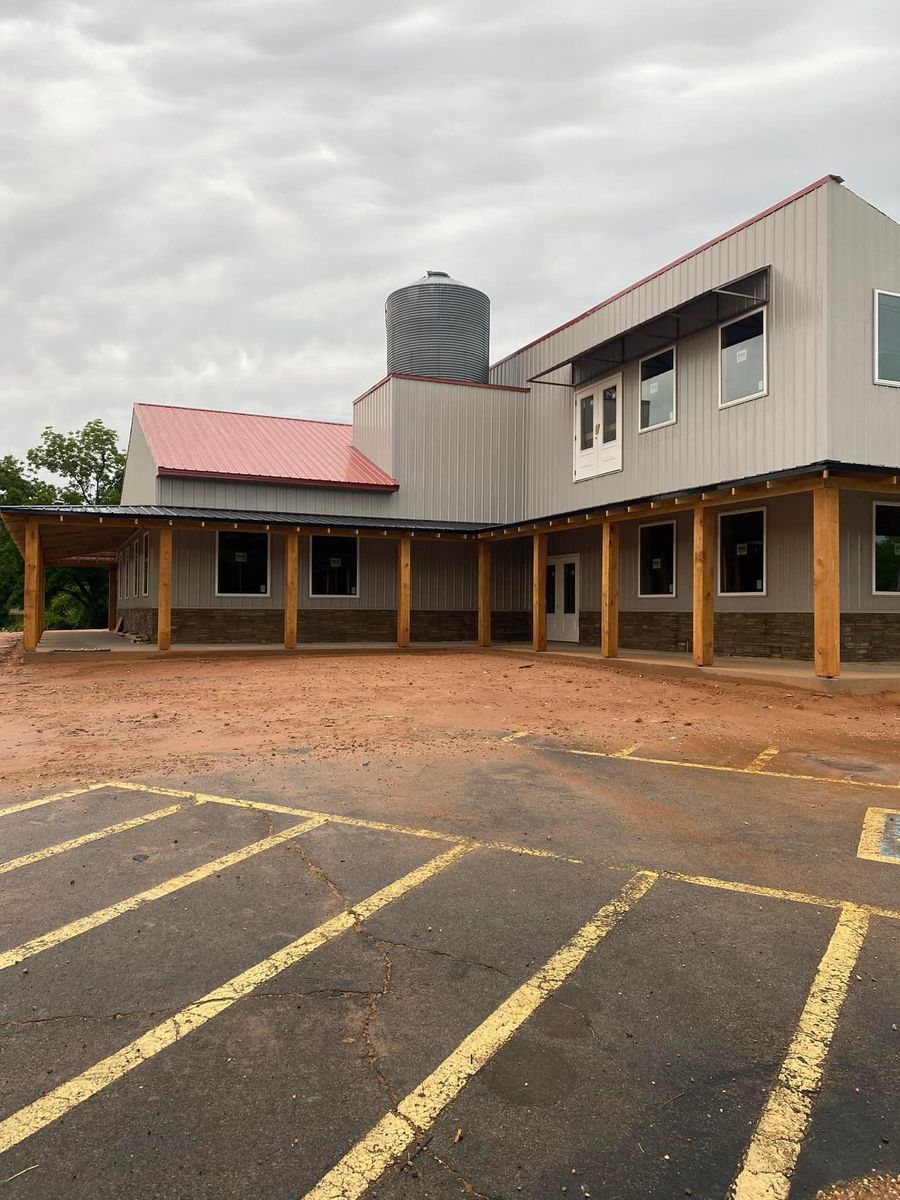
xmin=875 ymin=290 xmax=900 ymax=386
xmin=131 ymin=541 xmax=140 ymax=598
xmin=639 ymin=348 xmax=676 ymax=431
xmin=216 ymin=531 xmax=269 ymax=596
xmin=574 ymin=373 xmax=622 ymax=481
xmin=720 ymin=309 xmax=766 ymax=407
xmin=141 ymin=532 xmax=150 ymax=597
xmin=874 ymin=502 xmax=900 ymax=593
xmin=546 ymin=562 xmax=556 ymax=614
xmin=639 ymin=521 xmax=676 ymax=597
xmin=563 ymin=561 xmax=576 ymax=614
xmin=310 ymin=535 xmax=358 ymax=597
xmin=719 ymin=508 xmax=766 ymax=595
xmin=119 ymin=551 xmax=128 ymax=601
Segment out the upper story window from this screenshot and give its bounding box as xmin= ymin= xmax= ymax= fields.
xmin=720 ymin=309 xmax=767 ymax=408
xmin=573 ymin=374 xmax=622 ymax=481
xmin=639 ymin=348 xmax=676 ymax=431
xmin=639 ymin=521 xmax=676 ymax=597
xmin=311 ymin=535 xmax=358 ymax=597
xmin=875 ymin=290 xmax=900 ymax=386
xmin=719 ymin=508 xmax=766 ymax=595
xmin=874 ymin=502 xmax=900 ymax=593
xmin=217 ymin=531 xmax=269 ymax=596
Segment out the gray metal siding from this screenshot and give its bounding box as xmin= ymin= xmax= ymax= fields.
xmin=826 ymin=186 xmax=900 ymax=468
xmin=840 ymin=491 xmax=900 ymax=612
xmin=120 ymin=418 xmax=159 ymax=506
xmin=714 ymin=495 xmax=812 ymax=613
xmin=352 ymin=380 xmax=394 ymax=476
xmin=491 ymin=538 xmax=531 ymax=610
xmin=300 ymin=535 xmax=396 ymax=610
xmin=492 ymin=185 xmax=832 ymax=519
xmin=411 ymin=540 xmax=477 ymax=610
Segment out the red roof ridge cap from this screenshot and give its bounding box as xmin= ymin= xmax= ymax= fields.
xmin=491 ymin=174 xmax=844 ymax=369
xmin=134 ymin=402 xmax=351 ymax=428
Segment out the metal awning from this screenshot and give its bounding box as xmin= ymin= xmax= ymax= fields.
xmin=530 ymin=267 xmax=770 ymax=388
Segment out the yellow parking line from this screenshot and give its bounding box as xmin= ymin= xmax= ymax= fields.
xmin=0 ymin=804 xmax=185 ymax=877
xmin=0 ymin=816 xmax=327 ymax=973
xmin=0 ymin=783 xmax=112 ymax=820
xmin=747 ymin=746 xmax=780 ymax=772
xmin=299 ymin=870 xmax=658 ymax=1200
xmin=660 ymin=869 xmax=900 ymax=923
xmin=103 ymin=781 xmax=582 ymax=863
xmin=729 ymin=904 xmax=869 ymax=1200
xmin=614 ymin=743 xmax=641 ymax=758
xmin=564 ymin=747 xmax=900 ymax=791
xmin=0 ymin=842 xmax=471 ymax=1156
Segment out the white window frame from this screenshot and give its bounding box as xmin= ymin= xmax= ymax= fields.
xmin=718 ymin=506 xmax=767 ymax=597
xmin=141 ymin=532 xmax=150 ymax=598
xmin=638 ymin=346 xmax=677 ymax=433
xmin=638 ymin=520 xmax=677 ymax=599
xmin=873 ymin=499 xmax=900 ymax=595
xmin=573 ymin=372 xmax=623 ymax=482
xmin=309 ymin=534 xmax=360 ymax=600
xmin=718 ymin=306 xmax=768 ymax=409
xmin=214 ymin=530 xmax=271 ymax=598
xmin=874 ymin=289 xmax=900 ymax=388
xmin=119 ymin=550 xmax=128 ymax=601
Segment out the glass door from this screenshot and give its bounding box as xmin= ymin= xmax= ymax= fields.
xmin=546 ymin=555 xmax=579 ymax=642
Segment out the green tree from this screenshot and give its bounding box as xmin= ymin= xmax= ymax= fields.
xmin=2 ymin=420 xmax=126 ymax=631
xmin=27 ymin=418 xmax=126 ymax=504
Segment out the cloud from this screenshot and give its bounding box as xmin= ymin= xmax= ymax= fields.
xmin=1 ymin=0 xmax=899 ymax=459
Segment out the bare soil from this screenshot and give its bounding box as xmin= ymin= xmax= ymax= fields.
xmin=2 ymin=635 xmax=898 ymax=795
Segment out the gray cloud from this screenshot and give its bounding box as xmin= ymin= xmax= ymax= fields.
xmin=2 ymin=0 xmax=899 ymax=459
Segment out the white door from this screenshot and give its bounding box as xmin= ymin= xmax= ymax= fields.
xmin=546 ymin=555 xmax=579 ymax=642
xmin=573 ymin=373 xmax=623 ymax=480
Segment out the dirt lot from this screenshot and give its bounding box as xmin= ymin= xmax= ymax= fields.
xmin=2 ymin=635 xmax=899 ymax=791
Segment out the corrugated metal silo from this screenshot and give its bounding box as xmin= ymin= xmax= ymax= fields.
xmin=386 ymin=271 xmax=490 ymax=383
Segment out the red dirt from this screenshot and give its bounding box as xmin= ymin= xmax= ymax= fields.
xmin=1 ymin=635 xmax=898 ymax=795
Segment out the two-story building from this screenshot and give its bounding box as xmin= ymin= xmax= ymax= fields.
xmin=4 ymin=174 xmax=900 ymax=679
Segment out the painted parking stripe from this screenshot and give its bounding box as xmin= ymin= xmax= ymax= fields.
xmin=299 ymin=869 xmax=658 ymax=1200
xmin=747 ymin=746 xmax=780 ymax=772
xmin=0 ymin=783 xmax=113 ymax=820
xmin=0 ymin=803 xmax=185 ymax=877
xmin=857 ymin=807 xmax=900 ymax=865
xmin=0 ymin=842 xmax=471 ymax=1156
xmin=0 ymin=816 xmax=328 ymax=973
xmin=729 ymin=904 xmax=869 ymax=1200
xmin=103 ymin=780 xmax=582 ymax=863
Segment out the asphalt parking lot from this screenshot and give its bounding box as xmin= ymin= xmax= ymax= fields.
xmin=0 ymin=741 xmax=898 ymax=1200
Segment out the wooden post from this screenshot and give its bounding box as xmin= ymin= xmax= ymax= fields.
xmin=108 ymin=566 xmax=118 ymax=632
xmin=157 ymin=525 xmax=173 ymax=651
xmin=692 ymin=505 xmax=715 ymax=666
xmin=532 ymin=532 xmax=547 ymax=651
xmin=813 ymin=485 xmax=841 ymax=678
xmin=397 ymin=534 xmax=411 ymax=648
xmin=477 ymin=541 xmax=492 ymax=647
xmin=600 ymin=521 xmax=619 ymax=658
xmin=23 ymin=519 xmax=40 ymax=652
xmin=283 ymin=530 xmax=299 ymax=650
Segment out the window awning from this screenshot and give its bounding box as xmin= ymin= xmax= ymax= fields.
xmin=529 ymin=268 xmax=770 ymax=389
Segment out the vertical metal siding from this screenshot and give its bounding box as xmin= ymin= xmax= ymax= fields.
xmin=411 ymin=540 xmax=477 ymax=610
xmin=352 ymin=380 xmax=394 ymax=477
xmin=827 ymin=186 xmax=900 ymax=468
xmin=491 ymin=538 xmax=531 ymax=610
xmin=120 ymin=419 xmax=160 ymax=506
xmin=300 ymin=535 xmax=397 ymax=610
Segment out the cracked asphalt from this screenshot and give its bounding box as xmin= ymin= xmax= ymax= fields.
xmin=0 ymin=743 xmax=898 ymax=1200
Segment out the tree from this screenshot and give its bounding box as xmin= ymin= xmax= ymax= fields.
xmin=2 ymin=420 xmax=126 ymax=631
xmin=27 ymin=418 xmax=125 ymax=505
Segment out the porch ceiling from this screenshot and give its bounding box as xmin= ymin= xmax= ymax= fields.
xmin=1 ymin=512 xmax=128 ymax=566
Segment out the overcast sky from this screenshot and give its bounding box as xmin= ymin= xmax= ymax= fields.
xmin=2 ymin=0 xmax=899 ymax=461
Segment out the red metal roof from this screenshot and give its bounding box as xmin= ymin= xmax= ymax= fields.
xmin=134 ymin=403 xmax=398 ymax=491
xmin=492 ymin=174 xmax=843 ymax=368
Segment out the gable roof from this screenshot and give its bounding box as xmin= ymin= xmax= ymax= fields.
xmin=492 ymin=174 xmax=843 ymax=369
xmin=133 ymin=403 xmax=398 ymax=491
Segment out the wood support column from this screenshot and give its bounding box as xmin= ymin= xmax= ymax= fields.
xmin=477 ymin=541 xmax=492 ymax=647
xmin=600 ymin=521 xmax=619 ymax=658
xmin=283 ymin=530 xmax=299 ymax=650
xmin=108 ymin=566 xmax=118 ymax=632
xmin=397 ymin=534 xmax=411 ymax=648
xmin=23 ymin=519 xmax=40 ymax=652
xmin=157 ymin=525 xmax=173 ymax=651
xmin=813 ymin=485 xmax=841 ymax=678
xmin=692 ymin=505 xmax=715 ymax=666
xmin=532 ymin=532 xmax=547 ymax=651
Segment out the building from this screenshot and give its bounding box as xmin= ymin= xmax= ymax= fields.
xmin=3 ymin=174 xmax=900 ymax=679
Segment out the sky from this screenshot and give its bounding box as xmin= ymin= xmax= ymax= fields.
xmin=2 ymin=0 xmax=900 ymax=461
